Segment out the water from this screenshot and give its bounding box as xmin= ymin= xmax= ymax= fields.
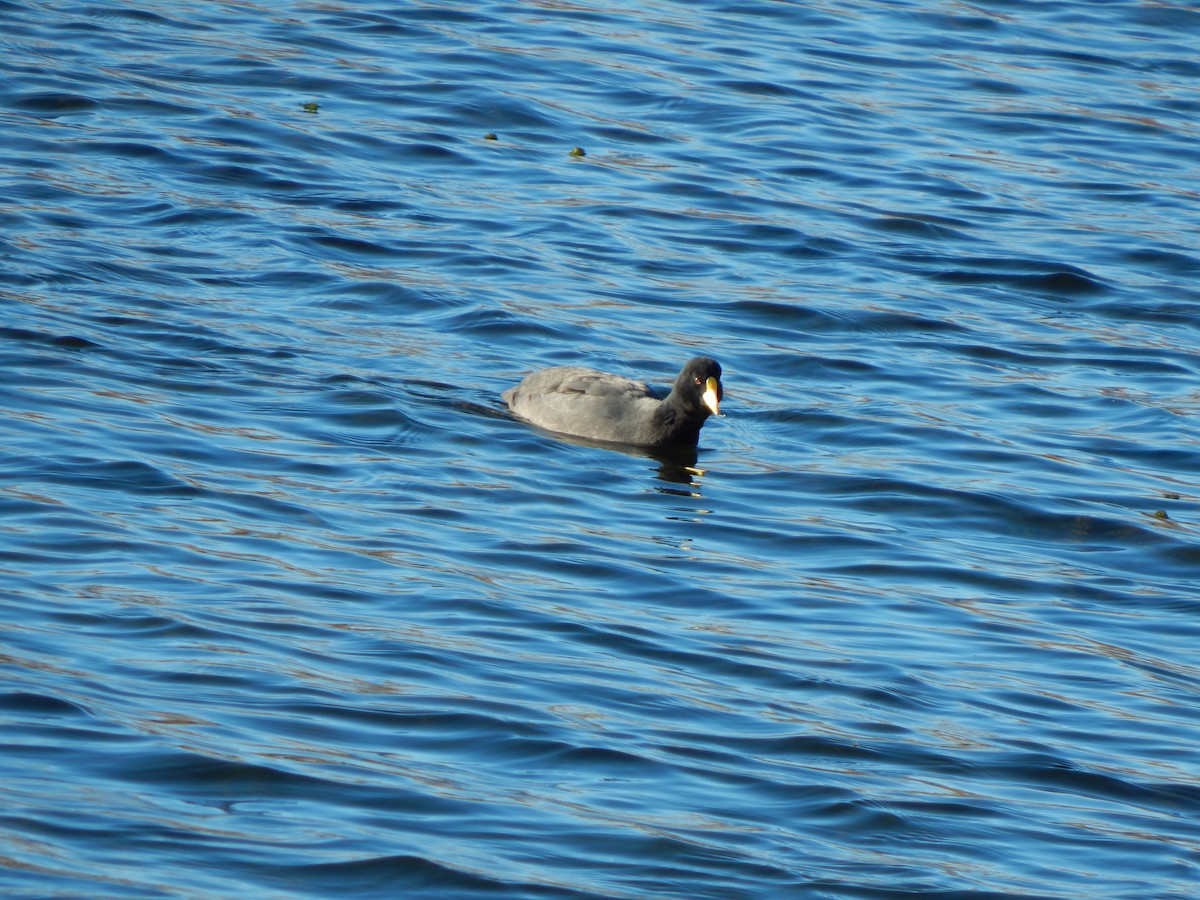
xmin=2 ymin=0 xmax=1199 ymax=897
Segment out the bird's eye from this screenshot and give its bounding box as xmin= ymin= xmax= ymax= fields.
xmin=694 ymin=377 xmax=702 ymax=385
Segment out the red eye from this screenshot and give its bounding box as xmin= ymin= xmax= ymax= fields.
xmin=694 ymin=377 xmax=702 ymax=385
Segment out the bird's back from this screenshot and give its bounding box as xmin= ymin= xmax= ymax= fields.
xmin=502 ymin=366 xmax=662 ymax=443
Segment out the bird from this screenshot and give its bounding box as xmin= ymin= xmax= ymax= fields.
xmin=502 ymin=356 xmax=723 ymax=448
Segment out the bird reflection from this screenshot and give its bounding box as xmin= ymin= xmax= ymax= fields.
xmin=534 ymin=430 xmax=709 ymax=496
xmin=647 ymin=445 xmax=705 ymax=495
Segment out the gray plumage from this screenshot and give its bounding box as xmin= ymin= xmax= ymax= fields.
xmin=502 ymin=356 xmax=723 ymax=448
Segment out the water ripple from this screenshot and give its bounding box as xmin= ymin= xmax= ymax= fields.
xmin=2 ymin=0 xmax=1200 ymax=897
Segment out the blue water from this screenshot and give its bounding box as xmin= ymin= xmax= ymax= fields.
xmin=3 ymin=1 xmax=1199 ymax=897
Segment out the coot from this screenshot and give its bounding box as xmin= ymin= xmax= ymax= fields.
xmin=502 ymin=356 xmax=722 ymax=448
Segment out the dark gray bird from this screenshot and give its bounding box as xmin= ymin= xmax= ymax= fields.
xmin=502 ymin=356 xmax=723 ymax=448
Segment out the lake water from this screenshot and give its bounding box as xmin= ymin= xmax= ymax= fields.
xmin=3 ymin=1 xmax=1199 ymax=897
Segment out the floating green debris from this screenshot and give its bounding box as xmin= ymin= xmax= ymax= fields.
xmin=569 ymin=146 xmax=586 ymax=157
xmin=483 ymin=132 xmax=498 ymax=140
xmin=1152 ymin=509 xmax=1170 ymax=520
xmin=302 ymin=101 xmax=320 ymax=113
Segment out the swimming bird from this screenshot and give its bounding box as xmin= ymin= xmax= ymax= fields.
xmin=502 ymin=356 xmax=723 ymax=448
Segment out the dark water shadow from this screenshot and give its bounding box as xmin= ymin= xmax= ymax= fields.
xmin=505 ymin=415 xmax=709 ymax=493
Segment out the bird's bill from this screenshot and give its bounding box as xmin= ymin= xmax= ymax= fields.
xmin=702 ymin=376 xmax=720 ymax=416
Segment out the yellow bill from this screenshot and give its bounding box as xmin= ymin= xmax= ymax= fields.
xmin=702 ymin=376 xmax=721 ymax=416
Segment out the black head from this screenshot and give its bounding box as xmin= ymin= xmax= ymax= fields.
xmin=674 ymin=356 xmax=723 ymax=417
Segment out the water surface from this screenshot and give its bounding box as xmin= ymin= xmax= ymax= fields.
xmin=2 ymin=1 xmax=1199 ymax=897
